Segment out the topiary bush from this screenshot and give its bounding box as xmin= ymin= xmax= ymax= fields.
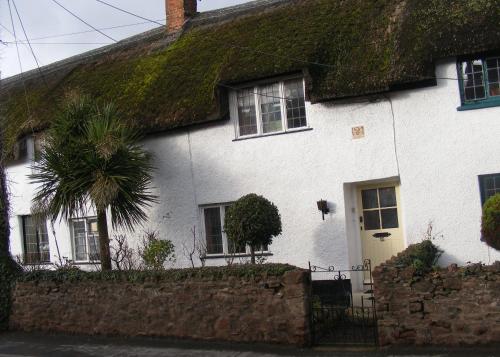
xmin=482 ymin=193 xmax=500 ymax=251
xmin=224 ymin=193 xmax=282 ymax=264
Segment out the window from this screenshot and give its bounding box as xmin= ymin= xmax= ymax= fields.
xmin=71 ymin=218 xmax=100 ymax=262
xmin=202 ymin=205 xmax=268 ymax=256
xmin=458 ymin=55 xmax=500 ymax=109
xmin=235 ymin=78 xmax=307 ymax=137
xmin=21 ymin=215 xmax=50 ymax=264
xmin=361 ymin=187 xmax=399 ymax=231
xmin=33 ymin=133 xmax=46 ymax=162
xmin=479 ymin=173 xmax=500 ymax=205
xmin=5 ymin=137 xmax=28 ymax=165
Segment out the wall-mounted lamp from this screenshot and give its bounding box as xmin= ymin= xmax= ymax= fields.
xmin=317 ymin=199 xmax=330 ymax=220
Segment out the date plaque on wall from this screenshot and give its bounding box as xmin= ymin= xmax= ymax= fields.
xmin=352 ymin=126 xmax=365 ymax=139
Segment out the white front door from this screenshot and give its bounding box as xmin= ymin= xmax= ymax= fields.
xmin=356 ymin=183 xmax=405 ymax=270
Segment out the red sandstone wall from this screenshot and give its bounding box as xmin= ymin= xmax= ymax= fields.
xmin=373 ymin=258 xmax=500 ymax=346
xmin=9 ymin=269 xmax=311 ymax=346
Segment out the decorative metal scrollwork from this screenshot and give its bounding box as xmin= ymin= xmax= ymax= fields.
xmin=309 ymin=265 xmax=335 ymax=272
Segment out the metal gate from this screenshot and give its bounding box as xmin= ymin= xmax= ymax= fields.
xmin=309 ymin=259 xmax=378 ymax=346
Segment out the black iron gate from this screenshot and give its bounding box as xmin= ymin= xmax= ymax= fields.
xmin=309 ymin=259 xmax=378 ymax=346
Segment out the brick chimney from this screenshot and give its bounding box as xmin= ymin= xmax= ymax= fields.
xmin=166 ymin=0 xmax=197 ymax=33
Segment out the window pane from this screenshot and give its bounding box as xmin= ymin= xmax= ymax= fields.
xmin=379 ymin=187 xmax=397 ymax=207
xmin=23 ymin=216 xmax=38 ymax=264
xmin=461 ymin=60 xmax=486 ymax=101
xmin=483 ymin=174 xmax=500 ymax=201
xmin=37 ymin=221 xmax=50 ymax=262
xmin=362 ymin=189 xmax=378 ymax=209
xmin=228 ymin=239 xmax=246 ymax=254
xmin=204 ymin=208 xmax=223 ymax=254
xmin=486 ymin=57 xmax=500 ymax=96
xmin=259 ymin=83 xmax=283 ymax=133
xmin=22 ymin=216 xmax=49 ymax=264
xmin=381 ymin=208 xmax=399 ymax=229
xmin=284 ymin=79 xmax=307 ymax=129
xmin=363 ymin=211 xmax=380 ymax=231
xmin=73 ymin=221 xmax=87 ymax=261
xmin=237 ymin=88 xmax=257 ymax=136
xmin=87 ymin=219 xmax=100 ymax=261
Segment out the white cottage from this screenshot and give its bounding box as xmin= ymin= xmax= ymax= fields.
xmin=1 ymin=0 xmax=500 ymax=280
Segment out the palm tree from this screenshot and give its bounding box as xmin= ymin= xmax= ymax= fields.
xmin=30 ymin=94 xmax=156 ymax=270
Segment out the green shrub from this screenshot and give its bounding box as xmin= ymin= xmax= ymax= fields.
xmin=482 ymin=193 xmax=500 ymax=251
xmin=224 ymin=194 xmax=282 ymax=264
xmin=396 ymin=240 xmax=442 ymax=275
xmin=140 ymin=231 xmax=175 ymax=270
xmin=19 ymin=264 xmax=297 ymax=284
xmin=0 ymin=257 xmax=21 ymax=331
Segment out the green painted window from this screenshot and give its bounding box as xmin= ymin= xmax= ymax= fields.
xmin=479 ymin=173 xmax=500 ymax=206
xmin=458 ymin=55 xmax=500 ymax=110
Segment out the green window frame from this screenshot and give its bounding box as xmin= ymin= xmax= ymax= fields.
xmin=457 ymin=55 xmax=500 ymax=111
xmin=479 ymin=173 xmax=500 ymax=206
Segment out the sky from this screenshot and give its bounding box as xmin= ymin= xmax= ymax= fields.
xmin=0 ymin=0 xmax=251 ymax=79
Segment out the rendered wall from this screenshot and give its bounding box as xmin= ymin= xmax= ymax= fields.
xmin=9 ymin=268 xmax=311 ymax=346
xmin=6 ymin=59 xmax=500 ymax=271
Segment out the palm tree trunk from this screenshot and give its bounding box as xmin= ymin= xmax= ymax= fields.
xmin=250 ymin=245 xmax=255 ymax=264
xmin=97 ymin=209 xmax=112 ymax=271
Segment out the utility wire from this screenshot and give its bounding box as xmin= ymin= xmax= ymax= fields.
xmin=4 ymin=41 xmax=113 ymax=45
xmin=11 ymin=0 xmax=48 ymax=86
xmin=6 ymin=0 xmax=31 ymax=117
xmin=26 ymin=19 xmax=165 ymax=41
xmin=51 ymin=0 xmax=117 ymax=42
xmin=94 ymin=0 xmax=164 ymax=27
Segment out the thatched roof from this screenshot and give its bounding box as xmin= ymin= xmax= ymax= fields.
xmin=1 ymin=0 xmax=499 ymax=152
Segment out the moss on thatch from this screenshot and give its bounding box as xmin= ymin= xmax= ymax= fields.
xmin=1 ymin=0 xmax=499 ymax=154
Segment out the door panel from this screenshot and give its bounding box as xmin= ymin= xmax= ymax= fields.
xmin=357 ymin=183 xmax=405 ymax=271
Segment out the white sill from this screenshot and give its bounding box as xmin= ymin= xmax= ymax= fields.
xmin=73 ymin=261 xmax=101 ymax=265
xmin=233 ymin=127 xmax=312 ymax=142
xmin=205 ymin=252 xmax=273 ymax=260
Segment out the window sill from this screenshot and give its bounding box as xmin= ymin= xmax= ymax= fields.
xmin=73 ymin=261 xmax=101 ymax=265
xmin=457 ymin=100 xmax=500 ymax=111
xmin=205 ymin=252 xmax=273 ymax=260
xmin=233 ymin=127 xmax=313 ymax=142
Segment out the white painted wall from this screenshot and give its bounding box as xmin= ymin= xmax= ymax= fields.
xmin=6 ymin=58 xmax=500 ymax=272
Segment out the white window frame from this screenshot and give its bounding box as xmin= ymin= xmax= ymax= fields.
xmin=200 ymin=204 xmax=270 ymax=257
xmin=70 ymin=217 xmax=100 ymax=263
xmin=232 ymin=76 xmax=308 ymax=139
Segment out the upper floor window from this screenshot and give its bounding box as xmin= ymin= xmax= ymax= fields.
xmin=235 ymin=78 xmax=307 ymax=138
xmin=21 ymin=215 xmax=50 ymax=264
xmin=458 ymin=55 xmax=500 ymax=110
xmin=479 ymin=173 xmax=500 ymax=205
xmin=5 ymin=137 xmax=28 ymax=166
xmin=71 ymin=217 xmax=100 ymax=262
xmin=202 ymin=204 xmax=268 ymax=256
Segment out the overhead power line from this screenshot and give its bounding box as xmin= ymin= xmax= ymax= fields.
xmin=11 ymin=0 xmax=47 ymax=86
xmin=94 ymin=0 xmax=164 ymax=27
xmin=4 ymin=41 xmax=113 ymax=45
xmin=25 ymin=19 xmax=165 ymax=42
xmin=51 ymin=0 xmax=117 ymax=42
xmin=6 ymin=0 xmax=31 ymax=117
